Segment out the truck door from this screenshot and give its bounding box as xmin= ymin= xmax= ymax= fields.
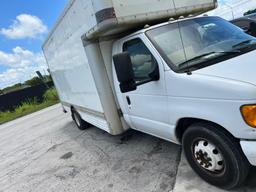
xmin=116 ymin=36 xmax=172 ymax=141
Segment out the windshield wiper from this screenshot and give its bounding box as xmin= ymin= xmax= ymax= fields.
xmin=178 ymin=50 xmax=240 ymax=70
xmin=232 ymin=39 xmax=256 ymax=48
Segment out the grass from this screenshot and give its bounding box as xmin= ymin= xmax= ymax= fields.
xmin=0 ymin=88 xmax=59 ymax=125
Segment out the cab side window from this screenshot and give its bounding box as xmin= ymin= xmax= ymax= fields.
xmin=123 ymin=38 xmax=158 ymax=83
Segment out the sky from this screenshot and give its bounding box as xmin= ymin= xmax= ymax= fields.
xmin=0 ymin=0 xmax=256 ymax=89
xmin=0 ymin=0 xmax=68 ymax=89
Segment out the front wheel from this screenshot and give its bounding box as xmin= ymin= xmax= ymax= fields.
xmin=182 ymin=123 xmax=250 ymax=190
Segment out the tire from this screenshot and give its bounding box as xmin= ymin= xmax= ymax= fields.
xmin=182 ymin=122 xmax=250 ymax=190
xmin=71 ymin=109 xmax=91 ymax=130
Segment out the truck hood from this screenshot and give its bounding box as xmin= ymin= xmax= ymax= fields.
xmin=194 ymin=50 xmax=256 ymax=86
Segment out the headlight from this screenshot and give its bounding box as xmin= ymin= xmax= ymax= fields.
xmin=241 ymin=104 xmax=256 ymax=128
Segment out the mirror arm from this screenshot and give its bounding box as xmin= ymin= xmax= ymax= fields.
xmin=136 ymin=65 xmax=160 ymax=86
xmin=136 ymin=79 xmax=154 ymax=86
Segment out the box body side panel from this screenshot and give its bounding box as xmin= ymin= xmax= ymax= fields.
xmin=43 ymin=1 xmax=115 ymax=132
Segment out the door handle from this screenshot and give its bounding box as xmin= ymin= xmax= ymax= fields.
xmin=126 ymin=96 xmax=131 ymax=105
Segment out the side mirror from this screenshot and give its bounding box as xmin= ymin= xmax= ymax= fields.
xmin=113 ymin=52 xmax=137 ymax=93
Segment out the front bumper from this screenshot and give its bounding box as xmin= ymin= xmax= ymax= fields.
xmin=240 ymin=140 xmax=256 ymax=166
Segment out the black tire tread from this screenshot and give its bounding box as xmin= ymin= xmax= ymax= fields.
xmin=182 ymin=122 xmax=250 ymax=189
xmin=71 ymin=109 xmax=91 ymax=130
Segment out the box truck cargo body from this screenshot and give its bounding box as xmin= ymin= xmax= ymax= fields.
xmin=43 ymin=0 xmax=256 ymax=189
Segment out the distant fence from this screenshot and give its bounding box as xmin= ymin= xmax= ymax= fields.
xmin=0 ymin=81 xmax=54 ymax=112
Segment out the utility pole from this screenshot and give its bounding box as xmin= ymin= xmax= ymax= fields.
xmin=36 ymin=71 xmax=49 ymax=89
xmin=224 ymin=3 xmax=235 ymax=19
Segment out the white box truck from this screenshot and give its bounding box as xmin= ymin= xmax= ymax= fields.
xmin=43 ymin=0 xmax=256 ymax=189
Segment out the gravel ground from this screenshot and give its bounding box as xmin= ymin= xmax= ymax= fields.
xmin=0 ymin=104 xmax=181 ymax=192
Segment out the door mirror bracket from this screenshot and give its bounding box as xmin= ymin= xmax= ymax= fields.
xmin=149 ymin=64 xmax=160 ymax=81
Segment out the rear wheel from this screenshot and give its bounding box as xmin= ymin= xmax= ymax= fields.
xmin=182 ymin=123 xmax=250 ymax=189
xmin=71 ymin=109 xmax=91 ymax=130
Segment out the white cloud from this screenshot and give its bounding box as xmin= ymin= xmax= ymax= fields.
xmin=207 ymin=0 xmax=256 ymax=20
xmin=0 ymin=14 xmax=48 ymax=39
xmin=0 ymin=46 xmax=42 ymax=68
xmin=0 ymin=47 xmax=48 ymax=88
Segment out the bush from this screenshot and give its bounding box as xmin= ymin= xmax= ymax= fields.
xmin=0 ymin=111 xmax=13 ymax=123
xmin=14 ymin=100 xmax=37 ymax=114
xmin=0 ymin=88 xmax=60 ymax=124
xmin=43 ymin=88 xmax=59 ymax=102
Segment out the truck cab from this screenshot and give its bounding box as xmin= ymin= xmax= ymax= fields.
xmin=113 ymin=16 xmax=256 ymax=189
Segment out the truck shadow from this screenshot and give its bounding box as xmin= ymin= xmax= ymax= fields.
xmin=59 ymin=121 xmax=182 ymax=192
xmin=60 ymin=122 xmax=256 ymax=191
xmin=244 ymin=166 xmax=256 ymax=189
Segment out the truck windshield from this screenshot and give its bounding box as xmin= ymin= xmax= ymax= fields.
xmin=146 ymin=17 xmax=256 ymax=72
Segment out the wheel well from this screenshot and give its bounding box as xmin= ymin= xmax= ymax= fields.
xmin=175 ymin=118 xmax=236 ymax=143
xmin=70 ymin=106 xmax=75 ymax=119
xmin=70 ymin=106 xmax=75 ymax=112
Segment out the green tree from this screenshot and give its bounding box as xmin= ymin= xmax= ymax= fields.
xmin=2 ymin=83 xmax=25 ymax=93
xmin=12 ymin=83 xmax=23 ymax=88
xmin=244 ymin=8 xmax=256 ymax=16
xmin=25 ymin=77 xmax=42 ymax=87
xmin=44 ymin=74 xmax=53 ymax=82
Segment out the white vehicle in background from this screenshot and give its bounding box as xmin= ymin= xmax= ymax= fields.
xmin=43 ymin=0 xmax=256 ymax=189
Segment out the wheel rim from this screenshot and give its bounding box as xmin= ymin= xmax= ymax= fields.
xmin=193 ymin=139 xmax=225 ymax=173
xmin=74 ymin=112 xmax=81 ymax=127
